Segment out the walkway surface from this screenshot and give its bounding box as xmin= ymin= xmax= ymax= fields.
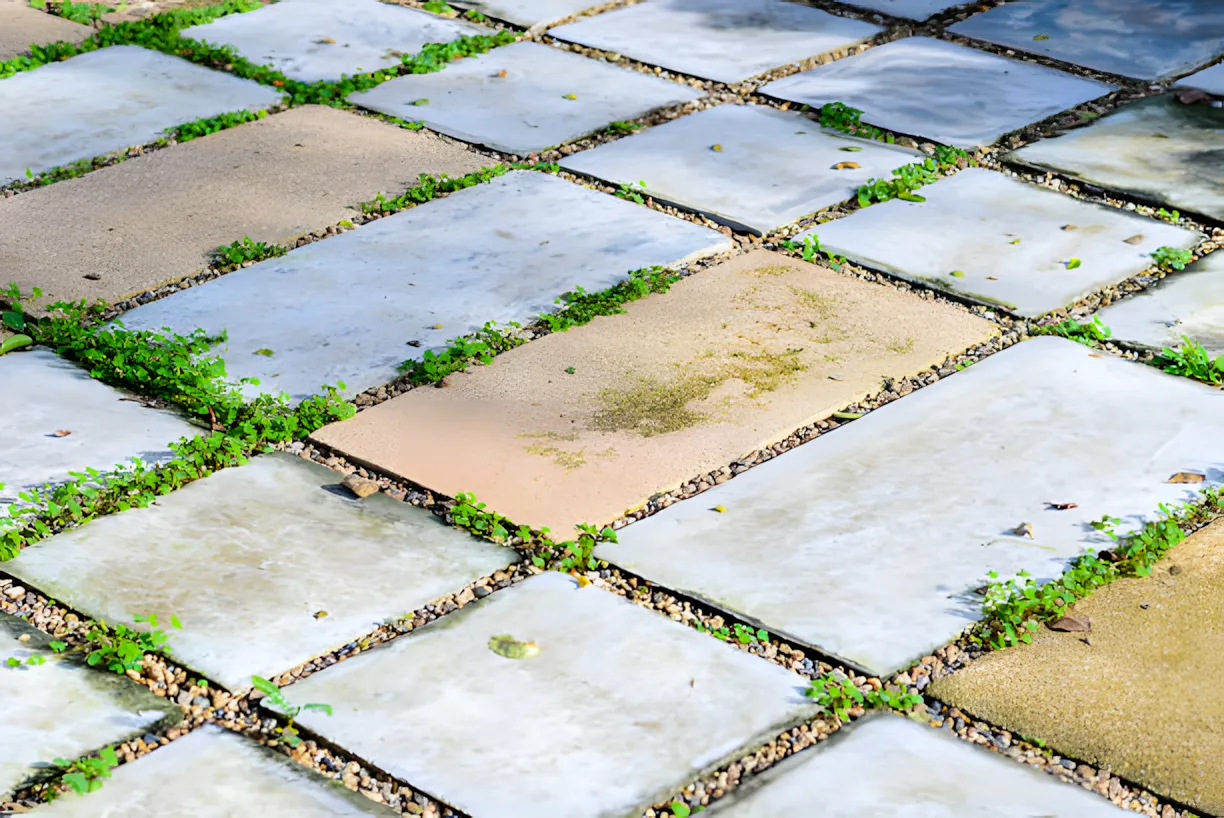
xmin=1 ymin=0 xmax=1222 ymax=816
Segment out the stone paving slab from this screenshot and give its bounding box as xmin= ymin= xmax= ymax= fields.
xmin=348 ymin=40 xmax=702 ymax=156
xmin=119 ymin=170 xmax=732 ymax=401
xmin=0 ymin=0 xmax=91 ymax=61
xmin=706 ymin=715 xmax=1125 ymax=816
xmin=312 ymin=250 xmax=997 ymax=538
xmin=548 ymin=0 xmax=881 ymax=85
xmin=1095 ymin=251 xmax=1224 ymax=356
xmin=0 ymin=45 xmax=281 ymax=185
xmin=600 ymin=337 xmax=1224 ymax=676
xmin=1178 ymin=61 xmax=1224 ymax=95
xmin=1008 ymin=95 xmax=1224 ymax=222
xmin=36 ymin=725 xmax=396 ymax=816
xmin=560 ymin=104 xmax=924 ymax=234
xmin=4 ymin=454 xmax=515 ymax=691
xmin=290 ymin=572 xmax=819 ymax=818
xmin=759 ymin=37 xmax=1115 ymax=149
xmin=1 ymin=104 xmax=486 ymax=309
xmin=949 ymin=0 xmax=1224 ymax=81
xmin=799 ymin=167 xmax=1201 ymax=317
xmin=832 ymin=0 xmax=968 ymax=21
xmin=181 ymin=0 xmax=485 ymax=83
xmin=930 ymin=518 xmax=1224 ymax=816
xmin=0 ymin=613 xmax=181 ymax=799
xmin=0 ymin=348 xmax=198 ymax=510
xmin=449 ymin=0 xmax=598 ymax=28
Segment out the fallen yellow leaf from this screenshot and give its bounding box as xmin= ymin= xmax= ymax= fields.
xmin=713 ymin=505 xmax=726 ymax=513
xmin=832 ymin=161 xmax=860 ymax=170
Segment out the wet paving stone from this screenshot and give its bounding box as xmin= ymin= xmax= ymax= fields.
xmin=799 ymin=167 xmax=1200 ymax=317
xmin=560 ymin=104 xmax=923 ymax=234
xmin=348 ymin=40 xmax=701 ymax=155
xmin=288 ymin=572 xmax=819 ymax=818
xmin=4 ymin=454 xmax=516 ymax=691
xmin=1178 ymin=62 xmax=1224 ymax=96
xmin=117 ymin=170 xmax=731 ymax=401
xmin=706 ymin=715 xmax=1126 ymax=817
xmin=0 ymin=0 xmax=90 ymax=61
xmin=1095 ymin=251 xmax=1224 ymax=356
xmin=599 ymin=337 xmax=1224 ymax=676
xmin=0 ymin=613 xmax=180 ymax=799
xmin=181 ymin=0 xmax=485 ymax=83
xmin=1007 ymin=95 xmax=1224 ymax=222
xmin=831 ymin=0 xmax=969 ymax=20
xmin=949 ymin=0 xmax=1224 ymax=81
xmin=449 ymin=0 xmax=602 ymax=28
xmin=549 ymin=0 xmax=881 ymax=84
xmin=759 ymin=37 xmax=1115 ymax=149
xmin=0 ymin=45 xmax=281 ymax=185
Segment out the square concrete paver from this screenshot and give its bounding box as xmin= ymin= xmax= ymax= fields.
xmin=1007 ymin=95 xmax=1224 ymax=222
xmin=448 ymin=0 xmax=599 ymax=27
xmin=289 ymin=572 xmax=819 ymax=818
xmin=949 ymin=0 xmax=1224 ymax=81
xmin=348 ymin=41 xmax=702 ymax=155
xmin=560 ymin=104 xmax=924 ymax=234
xmin=600 ymin=338 xmax=1224 ymax=676
xmin=35 ymin=726 xmax=395 ymax=816
xmin=118 ymin=171 xmax=732 ymax=401
xmin=312 ymin=250 xmax=996 ymax=538
xmin=0 ymin=613 xmax=180 ymax=799
xmin=0 ymin=349 xmax=198 ymax=510
xmin=930 ymin=519 xmax=1224 ymax=816
xmin=0 ymin=0 xmax=91 ymax=61
xmin=5 ymin=454 xmax=515 ymax=691
xmin=1095 ymin=252 xmax=1224 ymax=356
xmin=832 ymin=0 xmax=969 ymax=21
xmin=799 ymin=168 xmax=1201 ymax=317
xmin=1 ymin=105 xmax=486 ymax=308
xmin=1178 ymin=61 xmax=1224 ymax=95
xmin=759 ymin=37 xmax=1115 ymax=149
xmin=549 ymin=0 xmax=881 ymax=84
xmin=181 ymin=0 xmax=485 ymax=83
xmin=706 ymin=715 xmax=1125 ymax=817
xmin=0 ymin=45 xmax=281 ymax=185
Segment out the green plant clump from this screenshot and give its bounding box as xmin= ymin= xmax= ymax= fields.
xmin=1031 ymin=315 xmax=1112 ymax=346
xmin=251 ymin=675 xmax=332 ymax=747
xmin=448 ymin=492 xmax=616 ymax=572
xmin=804 ymin=673 xmax=922 ymax=722
xmin=1150 ymin=245 xmax=1193 ymax=271
xmin=1155 ymin=336 xmax=1224 ymax=385
xmin=856 ymin=146 xmax=973 ymax=208
xmin=46 ymin=746 xmax=119 ymax=800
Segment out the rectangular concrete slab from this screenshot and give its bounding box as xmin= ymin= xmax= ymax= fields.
xmin=0 ymin=45 xmax=281 ymax=185
xmin=832 ymin=0 xmax=969 ymax=20
xmin=600 ymin=338 xmax=1224 ymax=676
xmin=312 ymin=250 xmax=997 ymax=538
xmin=949 ymin=0 xmax=1224 ymax=81
xmin=448 ymin=0 xmax=599 ymax=27
xmin=1178 ymin=62 xmax=1224 ymax=96
xmin=0 ymin=0 xmax=91 ymax=61
xmin=349 ymin=41 xmax=701 ymax=156
xmin=549 ymin=0 xmax=881 ymax=85
xmin=561 ymin=104 xmax=924 ymax=234
xmin=707 ymin=715 xmax=1125 ymax=817
xmin=0 ymin=613 xmax=180 ymax=799
xmin=35 ymin=726 xmax=396 ymax=816
xmin=118 ymin=171 xmax=733 ymax=401
xmin=1095 ymin=252 xmax=1224 ymax=356
xmin=800 ymin=168 xmax=1201 ymax=317
xmin=181 ymin=0 xmax=485 ymax=83
xmin=1 ymin=105 xmax=487 ymax=309
xmin=1007 ymin=95 xmax=1224 ymax=222
xmin=289 ymin=572 xmax=819 ymax=818
xmin=5 ymin=454 xmax=516 ymax=691
xmin=759 ymin=37 xmax=1116 ymax=149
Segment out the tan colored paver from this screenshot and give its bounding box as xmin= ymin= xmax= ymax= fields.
xmin=930 ymin=519 xmax=1224 ymax=816
xmin=0 ymin=1 xmax=91 ymax=60
xmin=0 ymin=104 xmax=485 ymax=308
xmin=313 ymin=250 xmax=997 ymax=537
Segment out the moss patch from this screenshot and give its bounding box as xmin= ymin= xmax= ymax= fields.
xmin=589 ymin=372 xmax=722 ymax=437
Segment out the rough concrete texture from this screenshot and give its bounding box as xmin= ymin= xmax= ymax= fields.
xmin=0 ymin=0 xmax=91 ymax=61
xmin=0 ymin=105 xmax=485 ymax=308
xmin=930 ymin=519 xmax=1224 ymax=816
xmin=1095 ymin=251 xmax=1224 ymax=356
xmin=449 ymin=0 xmax=599 ymax=28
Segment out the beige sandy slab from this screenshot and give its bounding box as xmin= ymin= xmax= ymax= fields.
xmin=930 ymin=519 xmax=1224 ymax=815
xmin=0 ymin=104 xmax=484 ymax=308
xmin=313 ymin=250 xmax=997 ymax=537
xmin=0 ymin=1 xmax=91 ymax=61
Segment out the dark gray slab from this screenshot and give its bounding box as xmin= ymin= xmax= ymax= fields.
xmin=1095 ymin=252 xmax=1224 ymax=357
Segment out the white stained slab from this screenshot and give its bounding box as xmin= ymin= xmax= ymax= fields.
xmin=548 ymin=0 xmax=881 ymax=85
xmin=182 ymin=0 xmax=485 ymax=83
xmin=5 ymin=454 xmax=516 ymax=691
xmin=118 ymin=171 xmax=732 ymax=401
xmin=758 ymin=37 xmax=1116 ymax=149
xmin=1096 ymin=252 xmax=1224 ymax=356
xmin=0 ymin=349 xmax=199 ymax=510
xmin=0 ymin=45 xmax=281 ymax=185
xmin=707 ymin=715 xmax=1126 ymax=817
xmin=600 ymin=338 xmax=1224 ymax=676
xmin=0 ymin=614 xmax=180 ymax=799
xmin=35 ymin=726 xmax=396 ymax=816
xmin=348 ymin=41 xmax=702 ymax=155
xmin=833 ymin=0 xmax=967 ymax=20
xmin=449 ymin=0 xmax=600 ymax=28
xmin=561 ymin=104 xmax=923 ymax=234
xmin=799 ymin=168 xmax=1201 ymax=317
xmin=1178 ymin=62 xmax=1224 ymax=96
xmin=289 ymin=572 xmax=818 ymax=818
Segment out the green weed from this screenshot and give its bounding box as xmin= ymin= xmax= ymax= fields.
xmin=1155 ymin=337 xmax=1224 ymax=385
xmin=606 ymin=121 xmax=643 ymax=135
xmin=211 ymin=235 xmax=286 ymax=267
xmin=805 ymin=673 xmax=922 ymax=722
xmin=614 ymin=179 xmax=648 ymax=205
xmin=1032 ymin=315 xmax=1112 ymax=346
xmin=855 ymin=147 xmax=971 ymax=209
xmin=779 ymin=234 xmax=849 ymax=270
xmin=82 ymin=613 xmax=181 ymax=674
xmin=5 ymin=654 xmax=46 ymax=668
xmin=172 ymin=108 xmax=268 ymax=142
xmin=447 ymin=492 xmax=616 ymax=572
xmin=251 ymin=675 xmax=332 ymax=748
xmin=46 ymin=746 xmax=119 ymax=800
xmin=1156 ymin=208 xmax=1181 ymax=224
xmin=1150 ymin=246 xmax=1193 ymax=271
